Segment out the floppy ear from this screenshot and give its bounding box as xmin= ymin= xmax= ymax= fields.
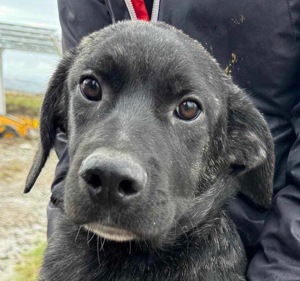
xmin=227 ymin=87 xmax=275 ymax=208
xmin=24 ymin=50 xmax=76 ymax=193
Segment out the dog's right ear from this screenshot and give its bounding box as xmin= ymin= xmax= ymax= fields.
xmin=24 ymin=50 xmax=76 ymax=193
xmin=226 ymin=86 xmax=275 ymax=208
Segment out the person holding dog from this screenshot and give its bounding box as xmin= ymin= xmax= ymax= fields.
xmin=49 ymin=0 xmax=300 ymax=280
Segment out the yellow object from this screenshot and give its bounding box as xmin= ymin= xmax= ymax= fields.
xmin=0 ymin=115 xmax=38 ymax=139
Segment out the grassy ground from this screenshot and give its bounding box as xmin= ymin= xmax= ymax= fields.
xmin=0 ymin=138 xmax=55 ymax=281
xmin=1 ymin=91 xmax=49 ymax=281
xmin=5 ymin=90 xmax=43 ymax=117
xmin=12 ymin=241 xmax=46 ymax=281
xmin=0 ymin=158 xmax=24 ymax=182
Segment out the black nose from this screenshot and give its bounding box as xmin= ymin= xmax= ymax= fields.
xmin=79 ymin=152 xmax=147 ymax=203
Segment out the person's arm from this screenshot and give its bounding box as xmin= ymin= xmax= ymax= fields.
xmin=247 ymin=101 xmax=300 ymax=280
xmin=58 ymin=0 xmax=112 ymax=51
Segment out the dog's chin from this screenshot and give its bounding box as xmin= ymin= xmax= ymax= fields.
xmin=84 ymin=223 xmax=138 ymax=242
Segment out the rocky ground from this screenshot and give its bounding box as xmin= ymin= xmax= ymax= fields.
xmin=0 ymin=139 xmax=57 ymax=280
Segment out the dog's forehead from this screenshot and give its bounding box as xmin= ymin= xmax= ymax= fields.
xmin=76 ymin=23 xmax=196 ymax=78
xmin=71 ymin=21 xmax=227 ymax=103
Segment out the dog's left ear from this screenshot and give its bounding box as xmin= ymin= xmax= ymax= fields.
xmin=227 ymin=86 xmax=275 ymax=208
xmin=24 ymin=50 xmax=76 ymax=193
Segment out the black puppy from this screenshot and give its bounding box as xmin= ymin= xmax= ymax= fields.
xmin=25 ymin=21 xmax=274 ymax=281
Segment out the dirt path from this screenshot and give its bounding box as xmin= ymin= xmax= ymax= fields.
xmin=0 ymin=139 xmax=57 ymax=280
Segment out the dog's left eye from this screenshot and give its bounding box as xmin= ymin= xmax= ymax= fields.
xmin=80 ymin=78 xmax=102 ymax=101
xmin=175 ymin=100 xmax=202 ymax=120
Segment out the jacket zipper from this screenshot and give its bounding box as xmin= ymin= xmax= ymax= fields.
xmin=151 ymin=0 xmax=160 ymax=21
xmin=124 ymin=0 xmax=161 ymax=21
xmin=124 ymin=0 xmax=138 ymax=20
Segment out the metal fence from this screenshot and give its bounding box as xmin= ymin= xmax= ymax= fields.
xmin=0 ymin=22 xmax=61 ymax=115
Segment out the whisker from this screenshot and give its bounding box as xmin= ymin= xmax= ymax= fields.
xmin=100 ymin=237 xmax=106 ymax=252
xmin=150 ymin=240 xmax=162 ymax=259
xmin=174 ymin=220 xmax=189 ymax=241
xmin=137 ymin=240 xmax=142 ymax=251
xmin=75 ymin=225 xmax=83 ymax=242
xmin=88 ymin=232 xmax=96 ymax=245
xmin=186 ymin=212 xmax=196 ymax=229
xmin=97 ymin=236 xmax=101 ymax=267
xmin=87 ymin=229 xmax=90 ymax=239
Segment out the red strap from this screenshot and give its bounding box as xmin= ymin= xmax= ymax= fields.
xmin=131 ymin=0 xmax=150 ymax=21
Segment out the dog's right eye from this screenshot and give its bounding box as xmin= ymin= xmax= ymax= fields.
xmin=175 ymin=100 xmax=202 ymax=121
xmin=80 ymin=78 xmax=102 ymax=101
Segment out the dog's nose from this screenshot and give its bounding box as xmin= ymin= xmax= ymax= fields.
xmin=79 ymin=152 xmax=147 ymax=202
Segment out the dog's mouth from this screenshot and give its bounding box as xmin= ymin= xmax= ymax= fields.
xmin=84 ymin=223 xmax=138 ymax=242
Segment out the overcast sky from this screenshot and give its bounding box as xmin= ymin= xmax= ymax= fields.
xmin=0 ymin=0 xmax=61 ymax=93
xmin=0 ymin=0 xmax=60 ymax=29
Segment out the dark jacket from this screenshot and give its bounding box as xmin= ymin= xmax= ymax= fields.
xmin=54 ymin=0 xmax=300 ymax=280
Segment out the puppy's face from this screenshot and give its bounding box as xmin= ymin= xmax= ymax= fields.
xmin=25 ymin=22 xmax=274 ymax=243
xmin=65 ymin=26 xmax=225 ymax=241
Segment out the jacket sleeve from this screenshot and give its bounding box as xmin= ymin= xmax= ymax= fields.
xmin=247 ymin=101 xmax=300 ymax=280
xmin=57 ymin=0 xmax=112 ymax=51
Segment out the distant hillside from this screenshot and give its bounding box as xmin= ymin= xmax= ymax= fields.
xmin=3 ymin=50 xmax=59 ymax=95
xmin=4 ymin=79 xmax=47 ymax=94
xmin=5 ymin=91 xmax=43 ymax=116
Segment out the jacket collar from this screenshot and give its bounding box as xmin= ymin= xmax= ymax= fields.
xmin=106 ymin=0 xmax=160 ymax=22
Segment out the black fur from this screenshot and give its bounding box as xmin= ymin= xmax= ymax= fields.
xmin=25 ymin=21 xmax=274 ymax=281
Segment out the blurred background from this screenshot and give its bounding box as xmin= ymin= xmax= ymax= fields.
xmin=0 ymin=1 xmax=61 ymax=280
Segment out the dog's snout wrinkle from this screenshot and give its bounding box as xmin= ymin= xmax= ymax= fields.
xmin=79 ymin=151 xmax=147 ymax=203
